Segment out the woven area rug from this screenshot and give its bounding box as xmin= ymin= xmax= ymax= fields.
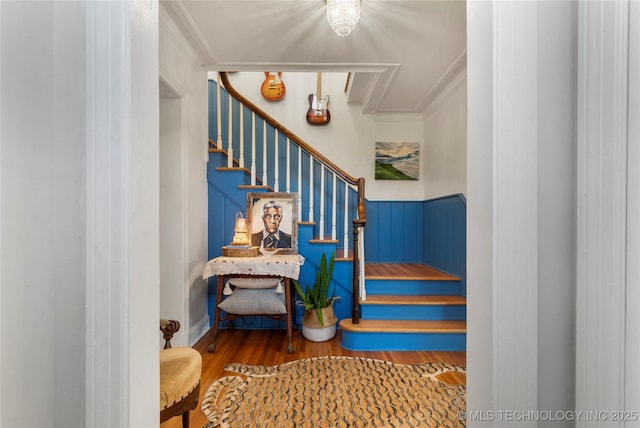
xmin=202 ymin=356 xmax=466 ymax=427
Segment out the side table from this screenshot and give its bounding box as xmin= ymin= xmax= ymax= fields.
xmin=203 ymin=254 xmax=305 ymax=353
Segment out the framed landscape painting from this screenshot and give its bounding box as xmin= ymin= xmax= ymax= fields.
xmin=375 ymin=142 xmax=420 ymax=180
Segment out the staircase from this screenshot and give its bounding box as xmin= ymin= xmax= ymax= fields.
xmin=340 ymin=263 xmax=466 ymax=351
xmin=207 ymin=72 xmax=466 ymax=352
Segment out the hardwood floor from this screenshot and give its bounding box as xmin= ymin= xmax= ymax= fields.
xmin=160 ymin=328 xmax=466 ymax=428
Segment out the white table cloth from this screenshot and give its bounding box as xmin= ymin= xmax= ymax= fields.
xmin=203 ymin=254 xmax=305 ymax=280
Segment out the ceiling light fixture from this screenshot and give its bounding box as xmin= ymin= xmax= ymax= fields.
xmin=326 ymin=0 xmax=360 ymax=37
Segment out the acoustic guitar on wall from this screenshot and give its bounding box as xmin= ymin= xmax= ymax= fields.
xmin=260 ymin=72 xmax=286 ymax=102
xmin=306 ymin=72 xmax=331 ymax=126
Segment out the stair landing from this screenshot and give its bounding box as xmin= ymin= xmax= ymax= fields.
xmin=365 ymin=263 xmax=459 ymax=281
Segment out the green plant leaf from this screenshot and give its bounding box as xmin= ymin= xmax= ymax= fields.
xmin=293 ymin=252 xmax=336 ymax=316
xmin=292 ymin=279 xmax=307 ymax=304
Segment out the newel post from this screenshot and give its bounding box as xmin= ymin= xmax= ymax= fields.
xmin=351 ymin=177 xmax=366 ymax=324
xmin=351 ymin=218 xmax=366 ymax=324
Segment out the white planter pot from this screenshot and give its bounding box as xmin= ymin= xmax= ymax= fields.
xmin=302 ymin=323 xmax=337 ymax=342
xmin=300 ymin=306 xmax=337 ymax=342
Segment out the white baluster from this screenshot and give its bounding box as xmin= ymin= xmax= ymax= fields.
xmin=216 ymin=73 xmax=222 ymax=147
xmin=262 ymin=123 xmax=267 ymax=185
xmin=273 ymin=128 xmax=279 ymax=192
xmin=343 ymin=181 xmax=349 ymax=255
xmin=331 ymin=174 xmax=337 ymax=241
xmin=238 ymin=104 xmax=244 ymax=168
xmin=251 ymin=113 xmax=256 ymax=186
xmin=308 ymin=155 xmax=314 ymax=222
xmin=286 ymin=138 xmax=291 ymax=192
xmin=319 ymin=166 xmax=325 ymax=240
xmin=297 ymin=146 xmax=303 ymax=221
xmin=227 ymin=93 xmax=233 ymax=167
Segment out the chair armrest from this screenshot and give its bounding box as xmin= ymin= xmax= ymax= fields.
xmin=160 ymin=319 xmax=180 ymax=349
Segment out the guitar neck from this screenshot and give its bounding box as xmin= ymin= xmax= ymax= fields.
xmin=317 ymin=72 xmax=322 ymax=99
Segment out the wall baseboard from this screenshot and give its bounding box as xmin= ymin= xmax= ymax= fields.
xmin=189 ymin=314 xmax=211 ymax=347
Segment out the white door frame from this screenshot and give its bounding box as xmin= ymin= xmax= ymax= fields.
xmin=575 ymin=1 xmax=633 ymax=424
xmin=85 ymin=1 xmax=160 ymax=427
xmin=467 ymin=1 xmax=539 ymax=424
xmin=468 ymin=1 xmax=636 ymax=426
xmin=624 ymin=0 xmax=640 ymax=420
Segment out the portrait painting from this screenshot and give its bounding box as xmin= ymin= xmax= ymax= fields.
xmin=247 ymin=192 xmax=298 ymax=255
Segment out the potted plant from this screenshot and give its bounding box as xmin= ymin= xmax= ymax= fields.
xmin=293 ymin=252 xmax=338 ymax=342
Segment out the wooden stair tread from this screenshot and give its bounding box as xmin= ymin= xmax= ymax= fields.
xmin=238 ymin=185 xmax=270 ymax=190
xmin=365 ymin=263 xmax=459 ymax=281
xmin=309 ymin=238 xmax=339 ymax=244
xmin=216 ymin=166 xmax=248 ymax=172
xmin=362 ymin=295 xmax=466 ymax=305
xmin=335 ymin=248 xmax=353 ymax=260
xmin=339 ymin=319 xmax=466 ymax=333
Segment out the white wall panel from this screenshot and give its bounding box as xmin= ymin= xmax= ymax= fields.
xmin=160 ymin=2 xmax=210 ymax=346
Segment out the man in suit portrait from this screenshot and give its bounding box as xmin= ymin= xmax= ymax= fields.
xmin=251 ymin=200 xmax=292 ymax=249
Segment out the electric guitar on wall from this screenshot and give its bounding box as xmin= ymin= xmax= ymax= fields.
xmin=260 ymin=72 xmax=286 ymax=102
xmin=306 ymin=72 xmax=331 ymax=126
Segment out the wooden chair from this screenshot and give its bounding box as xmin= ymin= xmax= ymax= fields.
xmin=160 ymin=319 xmax=202 ymax=428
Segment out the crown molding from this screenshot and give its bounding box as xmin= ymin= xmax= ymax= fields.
xmin=206 ymin=62 xmax=393 ymax=74
xmin=161 ymin=0 xmax=217 ymax=66
xmin=359 ymin=64 xmax=400 ymax=114
xmin=418 ymin=49 xmax=467 ymax=112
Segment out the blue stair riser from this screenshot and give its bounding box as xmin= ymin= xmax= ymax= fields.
xmin=361 ymin=304 xmax=466 ymax=321
xmin=365 ymin=279 xmax=460 ymax=295
xmin=341 ymin=331 xmax=466 ymax=351
xmin=216 ymin=169 xmax=250 ymax=186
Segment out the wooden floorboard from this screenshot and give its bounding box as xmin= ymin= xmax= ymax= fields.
xmin=160 ymin=328 xmax=466 ymax=428
xmin=365 ymin=262 xmax=459 ymax=281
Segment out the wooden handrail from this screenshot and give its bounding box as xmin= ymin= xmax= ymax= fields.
xmin=356 ymin=177 xmax=366 ymax=221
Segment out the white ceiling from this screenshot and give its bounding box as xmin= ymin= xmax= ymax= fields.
xmin=166 ymin=0 xmax=467 ymax=114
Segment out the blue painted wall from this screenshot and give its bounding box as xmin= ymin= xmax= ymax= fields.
xmin=207 ymin=166 xmax=467 ymax=326
xmin=364 ymin=200 xmax=426 ymax=263
xmin=423 ymin=194 xmax=466 ymax=296
xmin=365 ymin=195 xmax=466 ymax=296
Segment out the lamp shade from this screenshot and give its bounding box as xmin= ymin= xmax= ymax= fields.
xmin=231 ymin=212 xmax=250 ymax=245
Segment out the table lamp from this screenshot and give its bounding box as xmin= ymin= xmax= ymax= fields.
xmin=231 ymin=212 xmax=250 ymax=246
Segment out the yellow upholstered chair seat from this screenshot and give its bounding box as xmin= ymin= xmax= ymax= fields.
xmin=160 ymin=347 xmax=202 ymax=411
xmin=159 ymin=319 xmax=202 ymax=428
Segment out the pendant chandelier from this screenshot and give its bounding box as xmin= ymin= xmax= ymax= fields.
xmin=326 ymin=0 xmax=360 ymax=37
